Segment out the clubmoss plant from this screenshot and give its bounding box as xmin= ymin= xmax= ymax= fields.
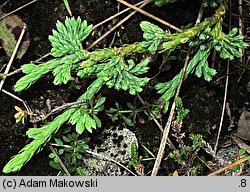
xmin=3 ymin=0 xmax=248 ymax=173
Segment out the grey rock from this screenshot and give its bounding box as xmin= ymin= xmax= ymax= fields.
xmin=217 ymin=146 xmax=239 ymax=167
xmin=237 ymin=108 xmax=250 ymax=141
xmin=82 ymin=126 xmax=138 ymax=176
xmin=215 ymin=146 xmax=250 ymax=176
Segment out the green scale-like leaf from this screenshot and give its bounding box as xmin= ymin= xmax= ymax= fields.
xmin=78 ymin=55 xmax=150 ymax=99
xmin=15 ymin=50 xmax=90 ymax=91
xmin=152 ymin=0 xmax=178 ymax=7
xmin=49 ymin=17 xmax=93 ymax=57
xmin=4 ymin=2 xmax=234 ymax=174
xmin=15 ymin=16 xmax=93 ymax=92
xmin=14 ymin=59 xmax=61 ymax=92
xmin=203 ymin=0 xmax=223 ymax=8
xmin=212 ymin=27 xmax=248 ymax=60
xmin=77 ymin=48 xmax=115 ymax=77
xmin=69 ymin=97 xmax=105 ymax=134
xmin=156 ymin=43 xmax=215 ymax=112
xmin=53 ymin=62 xmax=72 ymax=85
xmin=3 ymin=108 xmax=76 ymax=173
xmin=99 ymin=56 xmax=150 ymax=95
xmin=140 ymin=21 xmax=167 ymax=53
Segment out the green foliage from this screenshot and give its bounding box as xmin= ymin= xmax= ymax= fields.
xmin=0 ymin=5 xmax=133 ymax=176
xmin=169 ymin=134 xmax=203 ymax=165
xmin=202 ymin=0 xmax=223 ymax=8
xmin=175 ymin=97 xmax=189 ymax=121
xmin=99 ymin=57 xmax=150 ymax=95
xmin=76 ymin=167 xmax=85 ymax=176
xmin=155 ymin=23 xmax=248 ymax=112
xmin=189 ymin=134 xmax=203 ymax=151
xmin=4 ymin=1 xmax=248 ymax=174
xmin=229 ymin=148 xmax=247 ymax=173
xmin=107 ymin=102 xmax=134 ymax=126
xmin=129 ymin=143 xmax=142 ymax=166
xmin=77 ymin=48 xmax=113 ymax=77
xmin=49 ymin=132 xmax=90 ymax=175
xmin=155 ymin=0 xmax=223 ymax=9
xmin=152 ymin=0 xmax=178 ymax=7
xmin=3 ymin=93 xmax=104 ymax=173
xmin=106 ymin=98 xmax=146 ymax=126
xmin=70 ymin=95 xmax=105 ymax=134
xmin=156 ymin=43 xmax=213 ymax=112
xmin=63 ymin=0 xmax=72 ymax=16
xmin=78 ymin=56 xmax=150 ymax=99
xmin=49 ymin=17 xmax=92 ymax=57
xmin=239 ymin=149 xmax=246 ymax=156
xmin=212 ymin=28 xmax=249 ymax=60
xmin=14 ymin=17 xmax=92 ymax=91
xmin=3 ymin=108 xmax=75 ymax=173
xmin=169 ymin=146 xmax=191 ymax=164
xmin=140 ymin=21 xmax=167 ymax=53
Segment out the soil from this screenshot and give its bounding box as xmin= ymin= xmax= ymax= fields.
xmin=0 ymin=0 xmax=249 ymax=176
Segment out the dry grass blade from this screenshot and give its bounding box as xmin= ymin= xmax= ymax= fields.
xmin=86 ymin=150 xmax=137 ymax=176
xmin=0 ymin=0 xmax=39 ymax=20
xmin=49 ymin=146 xmax=71 ymax=176
xmin=116 ymin=0 xmax=182 ymax=32
xmin=1 ymin=89 xmax=32 ymax=113
xmin=208 ymin=155 xmax=250 ymax=176
xmin=151 ymin=49 xmax=191 ymax=176
xmin=214 ymin=0 xmax=232 ymax=154
xmin=93 ymin=0 xmax=147 ymax=29
xmin=231 ymin=134 xmax=250 ymax=154
xmin=151 ymin=2 xmax=205 ymax=175
xmin=32 ymin=52 xmax=51 ymax=63
xmin=87 ymin=1 xmax=150 ymax=50
xmin=0 ymin=0 xmax=10 ymax=9
xmin=140 ymin=143 xmax=156 ymax=158
xmin=0 ymin=25 xmax=31 ymax=114
xmin=136 ymin=93 xmax=176 ymax=149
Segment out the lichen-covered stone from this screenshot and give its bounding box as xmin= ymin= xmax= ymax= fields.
xmin=82 ymin=126 xmax=138 ymax=176
xmin=215 ymin=146 xmax=250 ymax=176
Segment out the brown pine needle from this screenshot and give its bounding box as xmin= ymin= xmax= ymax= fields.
xmin=208 ymin=155 xmax=250 ymax=176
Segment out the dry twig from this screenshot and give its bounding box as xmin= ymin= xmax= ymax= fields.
xmin=116 ymin=0 xmax=182 ymax=32
xmin=151 ymin=2 xmax=205 ymax=175
xmin=136 ymin=93 xmax=176 ymax=149
xmin=0 ymin=0 xmax=39 ymax=20
xmin=208 ymin=155 xmax=250 ymax=176
xmin=1 ymin=89 xmax=31 ymax=113
xmin=87 ymin=1 xmax=150 ymax=50
xmin=93 ymin=0 xmax=147 ymax=29
xmin=86 ymin=150 xmax=137 ymax=176
xmin=32 ymin=100 xmax=87 ymax=123
xmin=0 ymin=0 xmax=10 ymax=9
xmin=49 ymin=146 xmax=71 ymax=176
xmin=0 ymin=25 xmax=31 ymax=113
xmin=214 ymin=0 xmax=232 ymax=154
xmin=151 ymin=49 xmax=191 ymax=176
xmin=0 ymin=25 xmax=26 ymax=91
